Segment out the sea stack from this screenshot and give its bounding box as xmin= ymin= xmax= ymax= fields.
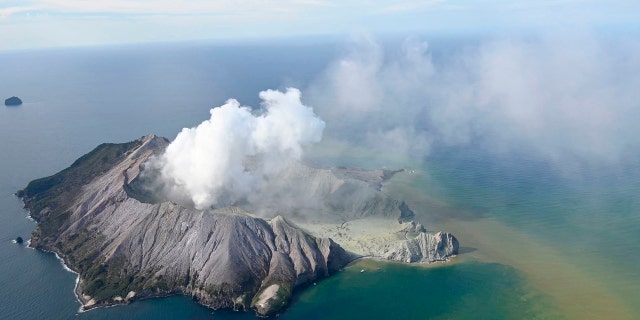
xmin=5 ymin=96 xmax=22 ymax=106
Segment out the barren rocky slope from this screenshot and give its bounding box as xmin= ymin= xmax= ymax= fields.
xmin=18 ymin=134 xmax=458 ymax=316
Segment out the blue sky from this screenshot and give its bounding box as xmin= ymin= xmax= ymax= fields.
xmin=1 ymin=0 xmax=639 ymax=51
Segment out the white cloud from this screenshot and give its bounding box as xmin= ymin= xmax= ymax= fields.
xmin=1 ymin=0 xmax=639 ymax=51
xmin=1 ymin=0 xmax=335 ymax=16
xmin=0 ymin=6 xmax=36 ymax=19
xmin=382 ymin=0 xmax=446 ymax=13
xmin=306 ymin=32 xmax=640 ymax=172
xmin=150 ymin=88 xmax=325 ymax=209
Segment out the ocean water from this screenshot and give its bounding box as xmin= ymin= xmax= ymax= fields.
xmin=380 ymin=148 xmax=640 ymax=319
xmin=1 ymin=39 xmax=638 ymax=319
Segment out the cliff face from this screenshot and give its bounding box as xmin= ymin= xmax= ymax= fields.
xmin=376 ymin=231 xmax=459 ymax=263
xmin=19 ymin=134 xmax=458 ymax=316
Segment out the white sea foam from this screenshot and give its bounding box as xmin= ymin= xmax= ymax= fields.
xmin=53 ymin=252 xmax=75 ymax=273
xmin=74 ymin=275 xmax=85 ymax=314
xmin=21 ymin=206 xmax=35 ymax=222
xmin=45 ymin=250 xmax=85 ymax=312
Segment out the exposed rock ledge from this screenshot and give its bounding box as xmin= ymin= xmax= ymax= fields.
xmin=17 ymin=134 xmax=458 ymax=317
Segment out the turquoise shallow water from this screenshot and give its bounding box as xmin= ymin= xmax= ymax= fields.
xmin=283 ymin=261 xmax=559 ymax=320
xmin=62 ymin=261 xmax=556 ymax=320
xmin=421 ymin=148 xmax=640 ymax=316
xmin=1 ymin=41 xmax=638 ymax=319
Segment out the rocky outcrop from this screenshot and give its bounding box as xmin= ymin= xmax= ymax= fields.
xmin=18 ymin=134 xmax=458 ymax=316
xmin=5 ymin=96 xmax=22 ymax=106
xmin=377 ymin=232 xmax=459 ymax=263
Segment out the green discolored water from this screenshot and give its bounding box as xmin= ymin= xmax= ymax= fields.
xmin=284 ymin=260 xmax=561 ymax=320
xmin=68 ymin=260 xmax=558 ymax=320
xmin=380 ymin=149 xmax=640 ymax=319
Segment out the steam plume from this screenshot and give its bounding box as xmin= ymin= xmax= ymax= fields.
xmin=152 ymin=88 xmax=324 ymax=210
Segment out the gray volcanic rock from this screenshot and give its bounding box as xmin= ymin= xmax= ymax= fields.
xmin=239 ymin=162 xmax=408 ymax=221
xmin=377 ymin=232 xmax=459 ymax=263
xmin=18 ymin=133 xmax=458 ymax=316
xmin=19 ymin=135 xmax=351 ymax=316
xmin=5 ymin=96 xmax=22 ymax=106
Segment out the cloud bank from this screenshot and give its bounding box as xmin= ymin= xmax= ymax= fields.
xmin=145 ymin=31 xmax=640 ymax=212
xmin=307 ymin=33 xmax=640 ymax=172
xmin=4 ymin=0 xmax=639 ymax=51
xmin=149 ymin=88 xmax=324 ymax=210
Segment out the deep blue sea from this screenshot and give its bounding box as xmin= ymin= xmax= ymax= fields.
xmin=1 ymin=38 xmax=638 ymax=319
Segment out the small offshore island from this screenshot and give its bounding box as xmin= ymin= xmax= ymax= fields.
xmin=5 ymin=96 xmax=22 ymax=106
xmin=17 ymin=134 xmax=458 ymax=317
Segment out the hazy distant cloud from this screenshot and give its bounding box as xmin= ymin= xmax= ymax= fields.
xmin=382 ymin=0 xmax=446 ymax=13
xmin=0 ymin=0 xmax=342 ymax=49
xmin=307 ymin=32 xmax=640 ymax=172
xmin=0 ymin=6 xmax=35 ymax=18
xmin=1 ymin=0 xmax=335 ymax=16
xmin=1 ymin=0 xmax=639 ymax=50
